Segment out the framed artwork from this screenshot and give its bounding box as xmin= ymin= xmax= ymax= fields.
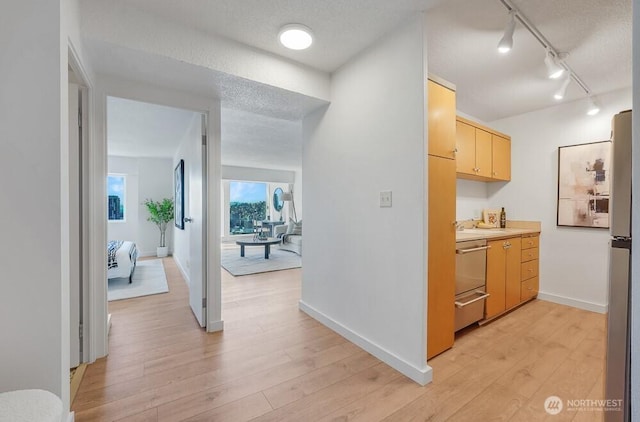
xmin=175 ymin=159 xmax=185 ymax=230
xmin=557 ymin=140 xmax=611 ymax=228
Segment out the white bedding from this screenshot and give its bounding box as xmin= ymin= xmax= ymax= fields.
xmin=107 ymin=241 xmax=136 ymax=279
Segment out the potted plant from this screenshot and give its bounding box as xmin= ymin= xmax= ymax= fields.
xmin=144 ymin=198 xmax=174 ymax=257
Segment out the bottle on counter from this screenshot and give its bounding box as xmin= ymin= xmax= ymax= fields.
xmin=500 ymin=207 xmax=506 ymax=228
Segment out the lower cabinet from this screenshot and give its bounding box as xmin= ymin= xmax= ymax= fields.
xmin=485 ymin=237 xmax=521 ymax=319
xmin=521 ymin=234 xmax=540 ymax=301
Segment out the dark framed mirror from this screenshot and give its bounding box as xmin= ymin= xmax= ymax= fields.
xmin=273 ymin=187 xmax=284 ymax=213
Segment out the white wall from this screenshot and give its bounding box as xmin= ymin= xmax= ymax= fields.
xmin=107 ymin=156 xmax=174 ymax=256
xmin=138 ymin=158 xmax=175 ymax=255
xmin=0 ymin=0 xmax=90 ymax=413
xmin=485 ymin=89 xmax=632 ymax=312
xmin=456 ymin=179 xmax=489 ymax=221
xmin=301 ymin=16 xmax=430 ymax=384
xmin=173 ymin=114 xmax=200 ymax=281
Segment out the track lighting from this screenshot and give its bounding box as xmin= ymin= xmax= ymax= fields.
xmin=544 ymin=50 xmax=565 ymax=79
xmin=587 ymin=97 xmax=601 ymax=116
xmin=553 ymin=73 xmax=571 ymax=100
xmin=497 ymin=11 xmax=516 ymax=54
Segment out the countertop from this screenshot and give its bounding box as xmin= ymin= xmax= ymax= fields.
xmin=455 ymin=227 xmax=540 ymax=242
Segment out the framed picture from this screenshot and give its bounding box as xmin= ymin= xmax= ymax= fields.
xmin=174 ymin=159 xmax=184 ymax=230
xmin=557 ymin=140 xmax=611 ymax=228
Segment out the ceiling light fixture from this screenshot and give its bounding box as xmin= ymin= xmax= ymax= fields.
xmin=498 ymin=0 xmax=600 ymax=115
xmin=587 ymin=97 xmax=601 ymax=116
xmin=544 ymin=50 xmax=565 ymax=79
xmin=278 ymin=24 xmax=313 ymax=50
xmin=497 ymin=10 xmax=516 ymax=54
xmin=554 ymin=73 xmax=571 ymax=100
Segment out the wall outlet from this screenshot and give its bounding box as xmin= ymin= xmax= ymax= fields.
xmin=380 ymin=191 xmax=392 ymax=207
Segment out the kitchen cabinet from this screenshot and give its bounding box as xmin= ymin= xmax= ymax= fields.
xmin=428 ymin=79 xmax=457 ymax=159
xmin=455 ymin=120 xmax=492 ymax=178
xmin=492 ymin=134 xmax=511 ymax=181
xmin=521 ymin=234 xmax=540 ymax=301
xmin=455 ymin=116 xmax=511 ymax=182
xmin=426 ymin=76 xmax=456 ymax=359
xmin=485 ymin=236 xmax=522 ymax=319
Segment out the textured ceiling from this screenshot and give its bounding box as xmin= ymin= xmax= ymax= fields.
xmin=90 ymin=0 xmax=632 ymax=164
xmin=107 ymin=96 xmax=302 ymax=170
xmin=107 ymin=96 xmax=199 ymax=158
xmin=99 ymin=0 xmax=445 ymax=72
xmin=426 ymin=0 xmax=631 ymax=121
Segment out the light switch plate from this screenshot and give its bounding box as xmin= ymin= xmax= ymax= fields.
xmin=380 ymin=191 xmax=392 ymax=207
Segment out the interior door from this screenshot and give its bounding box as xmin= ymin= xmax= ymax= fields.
xmin=187 ymin=115 xmax=207 ymax=327
xmin=69 ymin=83 xmax=81 ymax=367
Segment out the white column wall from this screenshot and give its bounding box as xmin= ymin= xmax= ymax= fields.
xmin=301 ymin=15 xmax=430 ymax=384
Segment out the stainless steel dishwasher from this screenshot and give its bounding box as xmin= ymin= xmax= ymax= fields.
xmin=455 ymin=239 xmax=490 ymax=331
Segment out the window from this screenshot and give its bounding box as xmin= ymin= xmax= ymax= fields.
xmin=229 ymin=181 xmax=267 ymax=235
xmin=107 ymin=175 xmax=126 ymax=221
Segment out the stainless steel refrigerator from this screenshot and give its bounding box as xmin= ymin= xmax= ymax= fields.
xmin=605 ymin=109 xmax=632 ymax=422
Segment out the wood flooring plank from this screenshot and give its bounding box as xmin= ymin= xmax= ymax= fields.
xmin=180 ymin=392 xmax=273 ymax=422
xmin=74 ymin=257 xmax=607 ymax=422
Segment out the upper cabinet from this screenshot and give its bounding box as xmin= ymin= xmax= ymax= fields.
xmin=455 ymin=116 xmax=511 ymax=182
xmin=428 ymin=80 xmax=456 ymax=159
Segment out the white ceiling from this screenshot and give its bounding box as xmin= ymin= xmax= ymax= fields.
xmin=107 ymin=96 xmax=199 ymax=158
xmin=103 ymin=0 xmax=445 ymax=73
xmin=426 ymin=0 xmax=631 ymax=121
xmin=93 ymin=0 xmax=632 ymax=165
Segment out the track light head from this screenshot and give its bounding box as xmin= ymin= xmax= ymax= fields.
xmin=497 ymin=11 xmax=516 ymax=54
xmin=587 ymin=96 xmax=601 ymax=116
xmin=544 ymin=50 xmax=565 ymax=79
xmin=553 ymin=73 xmax=571 ymax=100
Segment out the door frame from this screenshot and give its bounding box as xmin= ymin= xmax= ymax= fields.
xmin=88 ymin=75 xmax=223 ymax=359
xmin=68 ymin=44 xmax=92 ymax=363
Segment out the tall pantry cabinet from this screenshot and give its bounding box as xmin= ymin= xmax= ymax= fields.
xmin=426 ymin=78 xmax=457 ymax=359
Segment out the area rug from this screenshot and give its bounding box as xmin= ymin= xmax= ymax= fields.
xmin=221 ymin=247 xmax=301 ymax=276
xmin=107 ymin=259 xmax=169 ymax=301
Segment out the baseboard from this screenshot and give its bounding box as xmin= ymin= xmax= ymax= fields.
xmin=174 ymin=257 xmax=190 ymax=285
xmin=298 ymin=300 xmax=432 ymax=386
xmin=68 ymin=411 xmax=75 ymax=422
xmin=207 ymin=319 xmax=224 ymax=332
xmin=537 ymin=292 xmax=608 ymax=314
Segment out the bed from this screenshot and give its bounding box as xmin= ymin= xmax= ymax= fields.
xmin=107 ymin=241 xmax=138 ymax=283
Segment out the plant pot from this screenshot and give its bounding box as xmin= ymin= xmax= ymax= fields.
xmin=157 ymin=246 xmax=169 ymax=258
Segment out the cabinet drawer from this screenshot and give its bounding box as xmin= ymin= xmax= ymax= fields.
xmin=521 ymin=247 xmax=539 ymax=262
xmin=522 ymin=236 xmax=539 ymax=249
xmin=521 ymin=260 xmax=539 ymax=281
xmin=521 ymin=277 xmax=539 ymax=301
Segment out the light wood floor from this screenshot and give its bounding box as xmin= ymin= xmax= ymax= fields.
xmin=73 ymin=257 xmax=605 ymax=421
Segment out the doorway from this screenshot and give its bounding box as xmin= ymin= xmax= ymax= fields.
xmin=105 ymin=96 xmax=208 ymax=328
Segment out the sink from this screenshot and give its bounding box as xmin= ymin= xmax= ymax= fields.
xmin=460 ymin=228 xmax=507 ymax=234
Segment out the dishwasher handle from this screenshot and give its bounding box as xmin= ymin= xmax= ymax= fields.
xmin=455 ymin=291 xmax=490 ymax=308
xmin=456 ymin=245 xmax=491 ymax=254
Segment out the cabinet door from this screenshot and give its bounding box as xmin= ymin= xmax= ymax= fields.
xmin=486 ymin=239 xmax=506 ymax=319
xmin=427 ymin=155 xmax=456 ymax=359
xmin=492 ymin=135 xmax=511 ymax=181
xmin=428 ymin=80 xmax=456 ymax=159
xmin=475 ymin=129 xmax=492 ymax=178
xmin=505 ymin=237 xmax=522 ymax=310
xmin=455 ymin=120 xmax=476 ymax=175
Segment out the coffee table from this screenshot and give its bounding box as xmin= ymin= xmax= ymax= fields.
xmin=236 ymin=238 xmax=281 ymax=259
